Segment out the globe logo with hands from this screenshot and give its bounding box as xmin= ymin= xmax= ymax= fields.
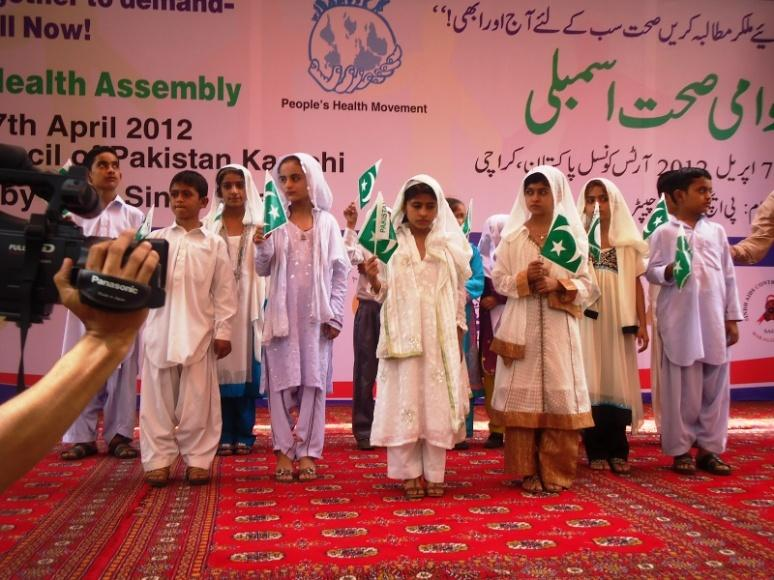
xmin=308 ymin=0 xmax=403 ymax=94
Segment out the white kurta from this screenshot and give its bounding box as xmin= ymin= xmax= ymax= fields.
xmin=143 ymin=225 xmax=237 ymax=368
xmin=139 ymin=223 xmax=238 ymax=471
xmin=62 ymin=196 xmax=144 ymax=444
xmin=490 ymin=230 xmax=594 ymax=430
xmin=216 ymin=231 xmax=264 ymax=389
xmin=580 ymin=247 xmax=645 ymax=432
xmin=370 ymin=235 xmax=469 ymax=450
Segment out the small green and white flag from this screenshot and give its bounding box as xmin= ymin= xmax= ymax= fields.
xmin=461 ymin=199 xmax=473 ymax=236
xmin=587 ymin=202 xmax=601 ymax=262
xmin=263 ymin=171 xmax=287 ymax=235
xmin=135 ymin=205 xmax=155 ymax=241
xmin=673 ymin=223 xmax=693 ymax=290
xmin=357 ymin=159 xmax=382 ymax=209
xmin=58 ymin=158 xmax=74 ymax=175
xmin=358 ymin=192 xmax=398 ymax=264
xmin=643 ymin=194 xmax=669 ymax=240
xmin=540 ymin=212 xmax=584 ymax=273
xmin=212 ymin=201 xmax=224 ymax=222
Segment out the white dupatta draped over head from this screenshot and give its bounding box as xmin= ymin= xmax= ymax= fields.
xmin=377 ymin=174 xmax=472 ymax=359
xmin=202 ymin=164 xmax=266 ymax=357
xmin=262 ymin=153 xmax=350 ymax=342
xmin=577 ymin=177 xmax=648 ymax=330
xmin=203 ymin=163 xmax=265 ymax=227
xmin=478 ymin=213 xmax=509 ymax=278
xmin=493 ymin=165 xmax=596 ymax=357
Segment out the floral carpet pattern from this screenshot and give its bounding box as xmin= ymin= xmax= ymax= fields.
xmin=1 ymin=403 xmax=773 ymax=578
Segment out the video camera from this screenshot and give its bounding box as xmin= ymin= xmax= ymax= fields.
xmin=0 ymin=144 xmax=168 ymax=326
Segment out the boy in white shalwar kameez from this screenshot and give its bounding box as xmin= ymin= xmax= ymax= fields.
xmin=490 ymin=166 xmax=597 ymax=493
xmin=61 ymin=146 xmax=144 ymax=461
xmin=203 ymin=165 xmax=266 ymax=456
xmin=140 ymin=170 xmax=238 ymax=487
xmin=646 ymin=167 xmax=741 ymax=476
xmin=367 ymin=176 xmax=472 ymax=499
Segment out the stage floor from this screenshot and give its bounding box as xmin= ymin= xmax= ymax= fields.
xmin=1 ymin=403 xmax=773 ymax=577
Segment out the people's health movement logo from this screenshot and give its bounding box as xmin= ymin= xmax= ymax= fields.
xmin=308 ymin=0 xmax=403 ymax=94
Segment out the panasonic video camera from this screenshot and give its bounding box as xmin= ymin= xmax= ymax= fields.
xmin=0 ymin=144 xmax=168 ymax=326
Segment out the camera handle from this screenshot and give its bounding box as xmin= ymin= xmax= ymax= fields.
xmin=15 ymin=213 xmax=48 ymax=392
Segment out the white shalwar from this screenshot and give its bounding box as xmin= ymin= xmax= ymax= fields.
xmin=140 ymin=224 xmax=237 ymax=471
xmin=62 ymin=195 xmax=144 ymax=444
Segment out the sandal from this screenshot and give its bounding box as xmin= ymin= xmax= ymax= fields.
xmin=672 ymin=453 xmax=696 ymax=475
xmin=426 ymin=481 xmax=444 ymax=498
xmin=589 ymin=459 xmax=608 ymax=471
xmin=404 ymin=478 xmax=425 ymax=499
xmin=60 ymin=442 xmax=98 ymax=461
xmin=298 ymin=467 xmax=318 ymax=482
xmin=608 ymin=457 xmax=631 ymax=475
xmin=217 ymin=443 xmax=234 ymax=456
xmin=275 ymin=468 xmax=294 ymax=483
xmin=144 ymin=466 xmax=171 ymax=487
xmin=522 ymin=475 xmax=544 ymax=492
xmin=108 ymin=435 xmax=138 ymax=459
xmin=696 ymin=453 xmax=732 ymax=476
xmin=234 ymin=442 xmax=252 ymax=455
xmin=185 ymin=466 xmax=210 ymax=486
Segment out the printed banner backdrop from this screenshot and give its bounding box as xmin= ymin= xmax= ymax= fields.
xmin=1 ymin=0 xmax=772 ymax=398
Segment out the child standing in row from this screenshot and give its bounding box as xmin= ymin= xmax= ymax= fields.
xmin=254 ymin=153 xmax=350 ymax=482
xmin=646 ymin=167 xmax=742 ymax=476
xmin=490 ymin=166 xmax=596 ymax=493
xmin=447 ymin=197 xmax=485 ymax=449
xmin=477 ymin=214 xmax=510 ymax=448
xmin=140 ymin=171 xmax=238 ymax=487
xmin=204 ymin=165 xmax=266 ymax=456
xmin=367 ymin=176 xmax=472 ymax=498
xmin=577 ymin=178 xmax=649 ymax=475
xmin=343 ymin=202 xmax=381 ymax=451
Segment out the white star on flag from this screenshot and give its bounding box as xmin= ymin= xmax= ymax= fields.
xmin=269 ymin=206 xmax=279 ymax=219
xmin=551 ymin=240 xmax=565 ymax=256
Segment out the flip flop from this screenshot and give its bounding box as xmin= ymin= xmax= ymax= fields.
xmin=60 ymin=442 xmax=98 ymax=461
xmin=234 ymin=443 xmax=252 ymax=455
xmin=426 ymin=481 xmax=444 ymax=497
xmin=522 ymin=475 xmax=544 ymax=492
xmin=589 ymin=459 xmax=608 ymax=471
xmin=275 ymin=468 xmax=293 ymax=483
xmin=404 ymin=478 xmax=425 ymax=499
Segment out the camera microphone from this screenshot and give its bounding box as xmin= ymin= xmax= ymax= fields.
xmin=0 ymin=144 xmax=103 ymax=219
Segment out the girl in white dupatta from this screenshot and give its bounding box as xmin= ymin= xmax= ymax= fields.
xmin=254 ymin=153 xmax=350 ymax=482
xmin=366 ymin=175 xmax=472 ymax=499
xmin=577 ymin=178 xmax=649 ymax=474
xmin=490 ymin=166 xmax=597 ymax=493
xmin=203 ymin=164 xmax=265 ymax=455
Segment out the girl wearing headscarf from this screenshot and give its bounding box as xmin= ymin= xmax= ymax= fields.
xmin=365 ymin=175 xmax=472 ymax=499
xmin=490 ymin=166 xmax=597 ymax=493
xmin=253 ymin=153 xmax=350 ymax=482
xmin=477 ymin=213 xmax=509 ymax=449
xmin=577 ymin=178 xmax=649 ymax=474
xmin=203 ymin=164 xmax=266 ymax=456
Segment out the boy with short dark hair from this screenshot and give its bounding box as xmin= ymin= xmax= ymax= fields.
xmin=646 ymin=167 xmax=742 ymax=476
xmin=140 ymin=170 xmax=237 ymax=487
xmin=61 ymin=145 xmax=144 ymax=461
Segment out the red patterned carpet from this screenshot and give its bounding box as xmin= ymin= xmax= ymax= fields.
xmin=1 ymin=403 xmax=773 ymax=578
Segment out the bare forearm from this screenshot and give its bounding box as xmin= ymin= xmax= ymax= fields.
xmin=0 ymin=333 xmax=132 ymax=492
xmin=635 ymin=277 xmax=647 ymax=327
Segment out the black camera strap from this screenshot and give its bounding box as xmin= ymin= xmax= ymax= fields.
xmin=17 ymin=215 xmax=46 ymax=392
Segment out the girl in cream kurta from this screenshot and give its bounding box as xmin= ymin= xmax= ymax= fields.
xmin=369 ymin=175 xmax=472 ymax=498
xmin=490 ymin=165 xmax=597 ymax=493
xmin=577 ymin=178 xmax=649 ymax=474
